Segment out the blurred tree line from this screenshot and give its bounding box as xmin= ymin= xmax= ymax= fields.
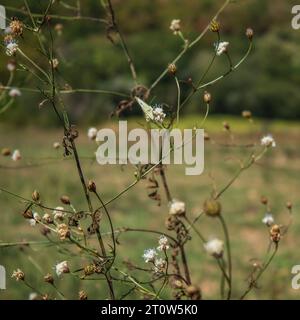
xmin=0 ymin=0 xmax=299 ymax=126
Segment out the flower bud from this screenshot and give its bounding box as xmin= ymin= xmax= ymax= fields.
xmin=260 ymin=196 xmax=268 ymax=205
xmin=286 ymin=201 xmax=293 ymax=210
xmin=22 ymin=209 xmax=33 ymax=219
xmin=242 ymin=110 xmax=252 ymax=119
xmin=246 ymin=28 xmax=254 ymax=40
xmin=210 ymin=20 xmax=220 ymax=32
xmin=60 ymin=195 xmax=71 ymax=205
xmin=270 ymin=224 xmax=281 ymax=243
xmin=223 ymin=122 xmax=230 ymax=131
xmin=12 ymin=269 xmax=25 ymax=281
xmin=203 ymin=91 xmax=211 ymax=104
xmin=88 ymin=180 xmax=96 ymax=192
xmin=32 ymin=190 xmax=40 ymax=202
xmin=185 ymin=285 xmax=202 ymax=300
xmin=44 ymin=273 xmax=54 ymax=284
xmin=79 ymin=290 xmax=88 ymax=300
xmin=203 ymin=199 xmax=222 ymax=217
xmin=1 ymin=148 xmax=11 ymax=156
xmin=168 ymin=63 xmax=177 ymax=75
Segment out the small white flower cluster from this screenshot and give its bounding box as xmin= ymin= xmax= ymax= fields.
xmin=169 ymin=199 xmax=186 ymax=216
xmin=142 ymin=248 xmax=158 ymax=263
xmin=87 ymin=127 xmax=98 ymax=140
xmin=9 ymin=88 xmax=21 ymax=98
xmin=261 ymin=135 xmax=276 ymax=148
xmin=204 ymin=238 xmax=224 ymax=258
xmin=170 ymin=19 xmax=181 ymax=35
xmin=5 ymin=41 xmax=19 ymax=56
xmin=262 ymin=212 xmax=274 ymax=227
xmin=29 ymin=212 xmax=40 ymax=227
xmin=11 ymin=149 xmax=21 ymax=161
xmin=143 ymin=236 xmax=170 ymax=274
xmin=53 ymin=206 xmax=65 ymax=221
xmin=152 ymin=106 xmax=166 ymax=124
xmin=55 ymin=260 xmax=70 ymax=276
xmin=215 ymin=41 xmax=229 ymax=56
xmin=157 ymin=235 xmax=169 ymax=251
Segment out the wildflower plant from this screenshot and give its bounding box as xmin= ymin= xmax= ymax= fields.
xmin=0 ymin=0 xmax=293 ymax=301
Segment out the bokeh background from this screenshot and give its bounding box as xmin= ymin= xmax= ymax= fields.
xmin=0 ymin=0 xmax=299 ymax=300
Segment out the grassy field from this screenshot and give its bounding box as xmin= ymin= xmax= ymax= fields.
xmin=0 ymin=115 xmax=299 ymax=300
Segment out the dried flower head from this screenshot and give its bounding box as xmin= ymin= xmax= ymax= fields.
xmin=84 ymin=264 xmax=97 ymax=276
xmin=262 ymin=213 xmax=274 ymax=227
xmin=168 ymin=63 xmax=177 ymax=75
xmin=152 ymin=105 xmax=166 ymax=124
xmin=210 ymin=20 xmax=220 ymax=32
xmin=215 ymin=41 xmax=229 ymax=56
xmin=170 ymin=19 xmax=181 ymax=35
xmin=286 ymin=201 xmax=293 ymax=211
xmin=204 ymin=238 xmax=224 ymax=258
xmin=5 ymin=37 xmax=19 ymax=56
xmin=142 ymin=248 xmax=158 ymax=263
xmin=270 ymin=224 xmax=281 ymax=243
xmin=203 ymin=91 xmax=212 ymax=103
xmin=2 ymin=148 xmax=11 ymax=156
xmin=60 ymin=195 xmax=71 ymax=205
xmin=242 ymin=110 xmax=252 ymax=119
xmin=55 ymin=261 xmax=70 ymax=276
xmin=169 ymin=199 xmax=186 ymax=216
xmin=246 ymin=28 xmax=254 ymax=40
xmin=79 ymin=290 xmax=88 ymax=300
xmin=153 ymin=258 xmax=166 ymax=273
xmin=9 ymin=19 xmax=23 ymax=36
xmin=203 ymin=199 xmax=221 ymax=217
xmin=261 ymin=196 xmax=268 ymax=205
xmin=44 ymin=273 xmax=54 ymax=284
xmin=261 ymin=135 xmax=276 ymax=148
xmin=53 ymin=142 xmax=60 ymax=149
xmin=32 ymin=190 xmax=40 ymax=202
xmin=57 ymin=223 xmax=70 ymax=240
xmin=12 ymin=268 xmax=25 ymax=281
xmin=88 ymin=180 xmax=97 ymax=192
xmin=185 ymin=285 xmax=202 ymax=300
xmin=49 ymin=58 xmax=59 ymax=69
xmin=22 ymin=209 xmax=33 ymax=219
xmin=42 ymin=213 xmax=53 ymax=224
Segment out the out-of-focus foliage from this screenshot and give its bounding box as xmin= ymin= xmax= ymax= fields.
xmin=0 ymin=0 xmax=299 ymax=126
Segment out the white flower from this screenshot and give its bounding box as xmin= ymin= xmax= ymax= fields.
xmin=157 ymin=235 xmax=169 ymax=251
xmin=169 ymin=199 xmax=186 ymax=216
xmin=29 ymin=219 xmax=36 ymax=227
xmin=215 ymin=41 xmax=229 ymax=56
xmin=153 ymin=258 xmax=166 ymax=273
xmin=142 ymin=248 xmax=158 ymax=263
xmin=53 ymin=142 xmax=60 ymax=149
xmin=262 ymin=213 xmax=274 ymax=227
xmin=152 ymin=106 xmax=166 ymax=124
xmin=55 ymin=261 xmax=70 ymax=276
xmin=7 ymin=61 xmax=16 ymax=72
xmin=6 ymin=41 xmax=19 ymax=56
xmin=11 ymin=149 xmax=21 ymax=161
xmin=204 ymin=238 xmax=224 ymax=258
xmin=53 ymin=206 xmax=65 ymax=220
xmin=9 ymin=88 xmax=21 ymax=98
xmin=87 ymin=127 xmax=98 ymax=140
xmin=49 ymin=58 xmax=59 ymax=69
xmin=170 ymin=19 xmax=181 ymax=35
xmin=29 ymin=292 xmax=38 ymax=300
xmin=261 ymin=135 xmax=276 ymax=148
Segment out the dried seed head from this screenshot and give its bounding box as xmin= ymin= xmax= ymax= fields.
xmin=60 ymin=195 xmax=71 ymax=205
xmin=9 ymin=19 xmax=23 ymax=36
xmin=12 ymin=269 xmax=25 ymax=281
xmin=185 ymin=285 xmax=202 ymax=300
xmin=246 ymin=28 xmax=254 ymax=40
xmin=57 ymin=224 xmax=70 ymax=240
xmin=270 ymin=224 xmax=281 ymax=243
xmin=2 ymin=148 xmax=11 ymax=156
xmin=88 ymin=180 xmax=97 ymax=192
xmin=42 ymin=213 xmax=53 ymax=224
xmin=203 ymin=91 xmax=212 ymax=104
xmin=168 ymin=63 xmax=177 ymax=75
xmin=165 ymin=215 xmax=179 ymax=230
xmin=79 ymin=290 xmax=88 ymax=300
xmin=223 ymin=122 xmax=230 ymax=131
xmin=203 ymin=199 xmax=222 ymax=217
xmin=22 ymin=209 xmax=33 ymax=219
xmin=242 ymin=110 xmax=252 ymax=119
xmin=32 ymin=190 xmax=40 ymax=202
xmin=261 ymin=196 xmax=268 ymax=205
xmin=84 ymin=264 xmax=96 ymax=276
xmin=169 ymin=200 xmax=186 ymax=216
xmin=204 ymin=132 xmax=210 ymax=141
xmin=210 ymin=20 xmax=220 ymax=32
xmin=286 ymin=201 xmax=293 ymax=210
xmin=44 ymin=273 xmax=54 ymax=284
